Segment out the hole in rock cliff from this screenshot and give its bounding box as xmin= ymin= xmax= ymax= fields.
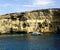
xmin=57 ymin=26 xmax=60 ymax=34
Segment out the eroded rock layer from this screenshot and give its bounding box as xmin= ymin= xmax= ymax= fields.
xmin=0 ymin=8 xmax=60 ymax=33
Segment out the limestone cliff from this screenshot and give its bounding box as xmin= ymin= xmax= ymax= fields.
xmin=0 ymin=8 xmax=60 ymax=33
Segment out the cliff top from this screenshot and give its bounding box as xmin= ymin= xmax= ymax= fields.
xmin=0 ymin=8 xmax=60 ymax=20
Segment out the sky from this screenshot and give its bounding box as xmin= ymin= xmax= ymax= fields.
xmin=0 ymin=0 xmax=60 ymax=15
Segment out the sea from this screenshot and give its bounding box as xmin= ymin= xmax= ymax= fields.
xmin=0 ymin=33 xmax=60 ymax=50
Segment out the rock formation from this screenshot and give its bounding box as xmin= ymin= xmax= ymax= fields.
xmin=0 ymin=8 xmax=60 ymax=34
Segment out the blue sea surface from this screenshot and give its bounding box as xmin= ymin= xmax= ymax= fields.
xmin=0 ymin=34 xmax=60 ymax=50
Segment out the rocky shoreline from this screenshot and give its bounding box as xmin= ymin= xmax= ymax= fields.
xmin=0 ymin=8 xmax=60 ymax=34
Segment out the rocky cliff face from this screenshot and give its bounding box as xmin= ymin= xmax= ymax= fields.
xmin=0 ymin=8 xmax=60 ymax=33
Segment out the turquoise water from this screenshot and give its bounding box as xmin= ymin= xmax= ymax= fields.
xmin=0 ymin=34 xmax=60 ymax=50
